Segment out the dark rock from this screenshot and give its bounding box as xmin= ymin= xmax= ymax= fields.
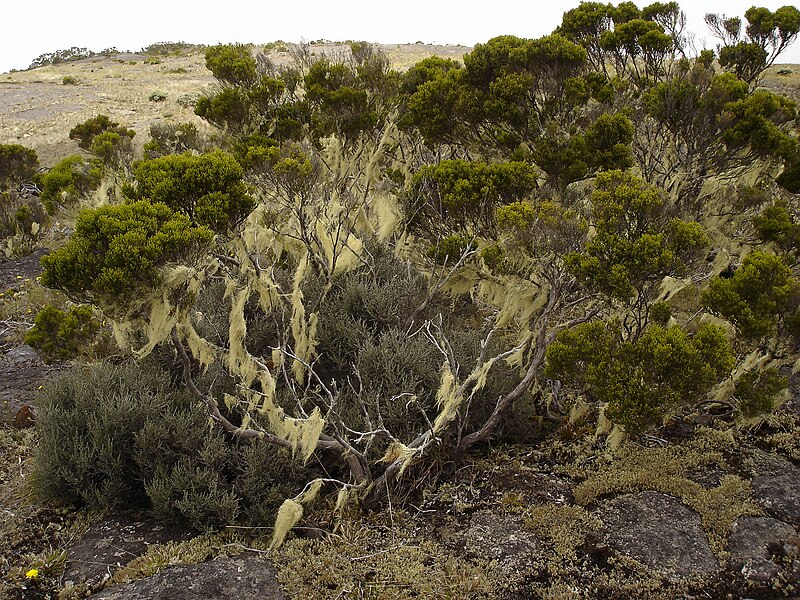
xmin=0 ymin=248 xmax=47 ymax=291
xmin=87 ymin=553 xmax=285 ymax=599
xmin=597 ymin=491 xmax=720 ymax=579
xmin=487 ymin=468 xmax=575 ymax=506
xmin=728 ymin=516 xmax=798 ymax=584
xmin=0 ymin=344 xmax=60 ymax=422
xmin=464 ymin=510 xmax=540 ymax=578
xmin=63 ymin=516 xmax=193 ymax=592
xmin=750 ymin=457 xmax=800 ymax=526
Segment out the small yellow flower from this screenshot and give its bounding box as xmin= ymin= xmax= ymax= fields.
xmin=16 ymin=275 xmax=22 ymax=279
xmin=25 ymin=568 xmax=39 ymax=579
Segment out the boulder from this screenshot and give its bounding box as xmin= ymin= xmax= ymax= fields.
xmin=728 ymin=516 xmax=799 ymax=585
xmin=87 ymin=554 xmax=285 ymax=600
xmin=63 ymin=516 xmax=193 ymax=592
xmin=598 ymin=491 xmax=720 ymax=579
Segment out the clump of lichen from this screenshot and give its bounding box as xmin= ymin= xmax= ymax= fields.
xmin=758 ymin=411 xmax=800 ymax=461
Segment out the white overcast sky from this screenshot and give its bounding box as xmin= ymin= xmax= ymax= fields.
xmin=2 ymin=0 xmax=800 ymax=73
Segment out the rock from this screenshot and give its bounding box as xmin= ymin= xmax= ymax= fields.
xmin=63 ymin=516 xmax=193 ymax=592
xmin=87 ymin=553 xmax=285 ymax=599
xmin=598 ymin=491 xmax=720 ymax=579
xmin=0 ymin=344 xmax=60 ymax=420
xmin=750 ymin=456 xmax=800 ymax=526
xmin=728 ymin=516 xmax=798 ymax=584
xmin=0 ymin=248 xmax=47 ymax=290
xmin=464 ymin=510 xmax=540 ymax=578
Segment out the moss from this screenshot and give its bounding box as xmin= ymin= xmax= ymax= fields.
xmin=755 ymin=410 xmax=800 ymax=461
xmin=573 ymin=430 xmax=761 ymax=555
xmin=524 ymin=504 xmax=602 ymax=560
xmin=273 ymin=518 xmax=499 ymax=599
xmin=105 ymin=532 xmax=243 ymax=586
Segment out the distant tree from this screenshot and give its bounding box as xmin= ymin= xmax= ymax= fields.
xmin=0 ymin=144 xmax=38 ymax=185
xmin=706 ymin=5 xmax=800 ymax=86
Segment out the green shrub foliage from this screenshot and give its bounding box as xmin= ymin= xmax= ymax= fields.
xmin=566 ymin=170 xmax=706 ymax=303
xmin=734 ymin=367 xmax=788 ymax=418
xmin=545 ymin=322 xmax=734 ymax=435
xmin=68 ymin=114 xmax=135 ymax=150
xmin=40 ymin=201 xmax=213 ymax=305
xmin=0 ymin=144 xmax=39 ymax=184
xmin=24 ymin=305 xmax=99 ymax=363
xmin=703 ymin=251 xmax=800 ymax=339
xmin=144 ymin=122 xmax=203 ymax=159
xmin=37 ymin=155 xmax=101 ymax=213
xmin=128 ymin=151 xmax=255 ymax=231
xmin=409 ymin=159 xmax=538 ymax=231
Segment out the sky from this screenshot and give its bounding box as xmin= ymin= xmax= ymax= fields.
xmin=2 ymin=0 xmax=800 ymax=74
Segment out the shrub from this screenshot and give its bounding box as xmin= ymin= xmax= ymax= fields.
xmin=0 ymin=190 xmax=48 ymax=255
xmin=128 ymin=151 xmax=255 ymax=231
xmin=734 ymin=367 xmax=787 ymax=418
xmin=68 ymin=115 xmax=135 ymax=150
xmin=32 ymin=361 xmax=314 ymax=530
xmin=409 ymin=159 xmax=538 ymax=231
xmin=143 ymin=122 xmax=202 ymax=158
xmin=149 ymin=90 xmax=168 ymax=102
xmin=61 ymin=75 xmax=79 ymax=85
xmin=40 ymin=201 xmax=213 ymax=306
xmin=427 ymin=234 xmax=473 ymax=263
xmin=176 ymin=92 xmax=201 ymax=106
xmin=88 ymin=131 xmax=134 ymax=167
xmin=37 ymin=155 xmax=101 ymax=213
xmin=24 ymin=305 xmax=100 ymax=363
xmin=703 ymin=251 xmax=799 ymax=339
xmin=204 ymin=44 xmax=258 ymax=86
xmin=545 ymin=322 xmax=735 ymax=435
xmin=0 ymin=144 xmax=39 ymax=184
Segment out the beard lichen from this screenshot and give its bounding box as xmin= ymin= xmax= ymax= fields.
xmin=270 ymin=479 xmax=324 ymax=550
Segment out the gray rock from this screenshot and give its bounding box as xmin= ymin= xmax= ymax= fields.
xmin=598 ymin=491 xmax=720 ymax=578
xmin=88 ymin=553 xmax=285 ymax=599
xmin=728 ymin=516 xmax=798 ymax=583
xmin=464 ymin=510 xmax=540 ymax=577
xmin=63 ymin=516 xmax=193 ymax=592
xmin=751 ymin=460 xmax=800 ymax=526
xmin=0 ymin=344 xmax=61 ymax=420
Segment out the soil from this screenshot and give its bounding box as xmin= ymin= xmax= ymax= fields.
xmin=0 ymin=44 xmax=468 ymax=167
